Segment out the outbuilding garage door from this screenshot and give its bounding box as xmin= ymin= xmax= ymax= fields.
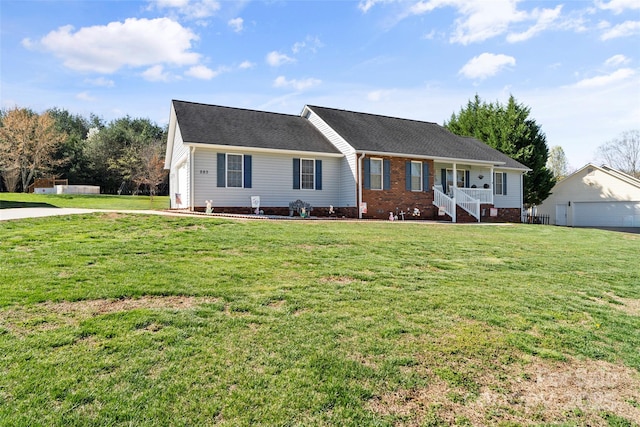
xmin=573 ymin=202 xmax=640 ymax=227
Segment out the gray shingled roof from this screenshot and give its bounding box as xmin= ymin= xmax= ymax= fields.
xmin=308 ymin=105 xmax=528 ymax=169
xmin=173 ymin=100 xmax=341 ymax=154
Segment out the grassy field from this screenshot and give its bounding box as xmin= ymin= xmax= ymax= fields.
xmin=0 ymin=213 xmax=639 ymax=426
xmin=0 ymin=192 xmax=169 ymax=210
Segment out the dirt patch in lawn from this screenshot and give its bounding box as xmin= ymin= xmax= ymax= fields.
xmin=589 ymin=292 xmax=640 ymax=316
xmin=368 ymin=357 xmax=640 ymax=425
xmin=0 ymin=296 xmax=219 ymax=334
xmin=42 ymin=295 xmax=219 ymax=315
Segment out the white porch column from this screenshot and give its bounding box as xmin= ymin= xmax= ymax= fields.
xmin=452 ymin=163 xmax=457 ymax=223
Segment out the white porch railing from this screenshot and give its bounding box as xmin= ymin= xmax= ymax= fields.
xmin=457 ymin=188 xmax=493 ymax=204
xmin=453 ymin=188 xmax=480 ymax=222
xmin=433 ymin=186 xmax=455 ymax=222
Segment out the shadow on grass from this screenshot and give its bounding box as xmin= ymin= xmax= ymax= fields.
xmin=0 ymin=201 xmax=58 ymax=209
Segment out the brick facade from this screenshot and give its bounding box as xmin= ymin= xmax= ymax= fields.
xmin=361 ymin=157 xmax=436 ymax=220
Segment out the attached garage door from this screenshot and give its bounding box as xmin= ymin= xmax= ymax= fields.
xmin=573 ymin=201 xmax=640 ymax=227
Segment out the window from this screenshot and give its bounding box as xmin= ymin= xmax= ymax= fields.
xmin=301 ymin=159 xmax=315 ymax=189
xmin=445 ymin=169 xmax=466 ymax=193
xmin=410 ymin=161 xmax=422 ymax=191
xmin=494 ymin=172 xmax=507 ymax=195
xmin=293 ymin=158 xmax=322 ymax=190
xmin=227 ymin=154 xmax=243 ymax=188
xmin=217 ymin=153 xmax=252 ymax=188
xmin=370 ymin=158 xmax=383 ymax=190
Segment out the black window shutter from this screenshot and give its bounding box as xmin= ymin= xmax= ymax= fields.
xmin=315 ymin=159 xmax=322 ymax=190
xmin=243 ymin=155 xmax=252 ymax=188
xmin=293 ymin=158 xmax=300 ymax=189
xmin=503 ymin=173 xmax=507 ymax=195
xmin=363 ymin=158 xmax=370 ymax=190
xmin=423 ymin=162 xmax=429 ymax=192
xmin=405 ymin=161 xmax=411 ymax=191
xmin=383 ymin=159 xmax=391 ymax=190
xmin=441 ymin=169 xmax=446 ymax=192
xmin=465 ymin=170 xmax=470 ymax=188
xmin=217 ymin=153 xmax=226 ymax=187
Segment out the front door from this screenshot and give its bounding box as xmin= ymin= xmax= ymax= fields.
xmin=555 ymin=204 xmax=567 ymax=226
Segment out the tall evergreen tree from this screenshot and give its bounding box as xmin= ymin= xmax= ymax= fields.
xmin=445 ymin=94 xmax=555 ymax=206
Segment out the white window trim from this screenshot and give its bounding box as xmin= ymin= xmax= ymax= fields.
xmin=411 ymin=161 xmax=423 ymax=192
xmin=494 ymin=172 xmax=506 ymax=195
xmin=226 ymin=153 xmax=243 ymax=188
xmin=370 ymin=158 xmax=383 ymax=191
xmin=300 ymin=158 xmax=316 ymax=190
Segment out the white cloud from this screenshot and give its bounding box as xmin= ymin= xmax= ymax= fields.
xmin=239 ymin=60 xmax=255 ymax=69
xmin=358 ymin=0 xmax=394 ymax=13
xmin=292 ymin=36 xmax=324 ymax=54
xmin=596 ymin=0 xmax=640 ymax=14
xmin=33 ymin=18 xmax=200 ymax=74
xmin=458 ymin=53 xmax=516 ymax=80
xmin=150 ymin=0 xmax=220 ymax=20
xmin=273 ymin=76 xmax=321 ymax=91
xmin=570 ymin=68 xmax=635 ymax=88
xmin=266 ymin=51 xmax=295 ymax=67
xmin=228 ymin=17 xmax=244 ymax=33
xmin=604 ymin=54 xmax=630 ymax=67
xmin=367 ymin=89 xmax=395 ymax=101
xmin=142 ymin=65 xmax=171 ymax=82
xmin=408 ymin=0 xmax=528 ymax=45
xmin=84 ymin=77 xmax=115 ymax=87
xmin=507 ymin=5 xmax=563 ymax=43
xmin=76 ymin=91 xmax=96 ymax=101
xmin=185 ymin=65 xmax=219 ymax=80
xmin=600 ymin=20 xmax=640 ymax=40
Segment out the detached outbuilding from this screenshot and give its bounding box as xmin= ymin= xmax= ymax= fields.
xmin=536 ymin=163 xmax=640 ymax=227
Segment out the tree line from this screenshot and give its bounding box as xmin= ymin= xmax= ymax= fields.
xmin=445 ymin=94 xmax=640 ymax=205
xmin=0 ymin=107 xmax=168 ymax=195
xmin=2 ymin=98 xmax=637 ymax=203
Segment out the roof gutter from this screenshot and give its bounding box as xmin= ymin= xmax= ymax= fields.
xmin=183 ymin=142 xmax=344 ymax=158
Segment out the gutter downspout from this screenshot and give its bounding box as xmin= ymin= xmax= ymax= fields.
xmin=357 ymin=152 xmax=366 ymax=219
xmin=189 ymin=146 xmax=196 ymax=211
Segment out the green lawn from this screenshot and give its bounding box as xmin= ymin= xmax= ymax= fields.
xmin=0 ymin=193 xmax=169 ymax=210
xmin=0 ymin=214 xmax=639 ymax=426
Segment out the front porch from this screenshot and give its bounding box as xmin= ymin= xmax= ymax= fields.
xmin=432 ymin=162 xmax=496 ymax=223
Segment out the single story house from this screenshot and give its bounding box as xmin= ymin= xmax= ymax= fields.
xmin=535 ymin=163 xmax=640 ymax=227
xmin=164 ymin=100 xmax=530 ymax=222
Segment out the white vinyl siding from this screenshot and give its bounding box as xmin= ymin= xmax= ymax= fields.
xmin=169 ymin=124 xmax=190 ymax=208
xmin=193 ymin=148 xmax=341 ymax=208
xmin=492 ymin=170 xmax=522 ymax=209
xmin=304 ymin=108 xmax=356 ymax=207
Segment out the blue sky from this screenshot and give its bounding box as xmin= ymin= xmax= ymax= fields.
xmin=1 ymin=0 xmax=639 ymax=168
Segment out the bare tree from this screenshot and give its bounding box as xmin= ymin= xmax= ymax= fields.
xmin=0 ymin=107 xmax=68 ymax=191
xmin=131 ymin=140 xmax=167 ymax=199
xmin=597 ymin=130 xmax=640 ymax=178
xmin=546 ymin=145 xmax=570 ymax=180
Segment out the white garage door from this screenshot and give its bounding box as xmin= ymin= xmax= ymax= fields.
xmin=574 ymin=201 xmax=640 ymax=227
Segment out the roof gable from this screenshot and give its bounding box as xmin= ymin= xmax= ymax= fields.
xmin=172 ymin=100 xmax=341 ymax=155
xmin=558 ymin=163 xmax=640 ymax=190
xmin=307 ymin=105 xmax=528 ymax=169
